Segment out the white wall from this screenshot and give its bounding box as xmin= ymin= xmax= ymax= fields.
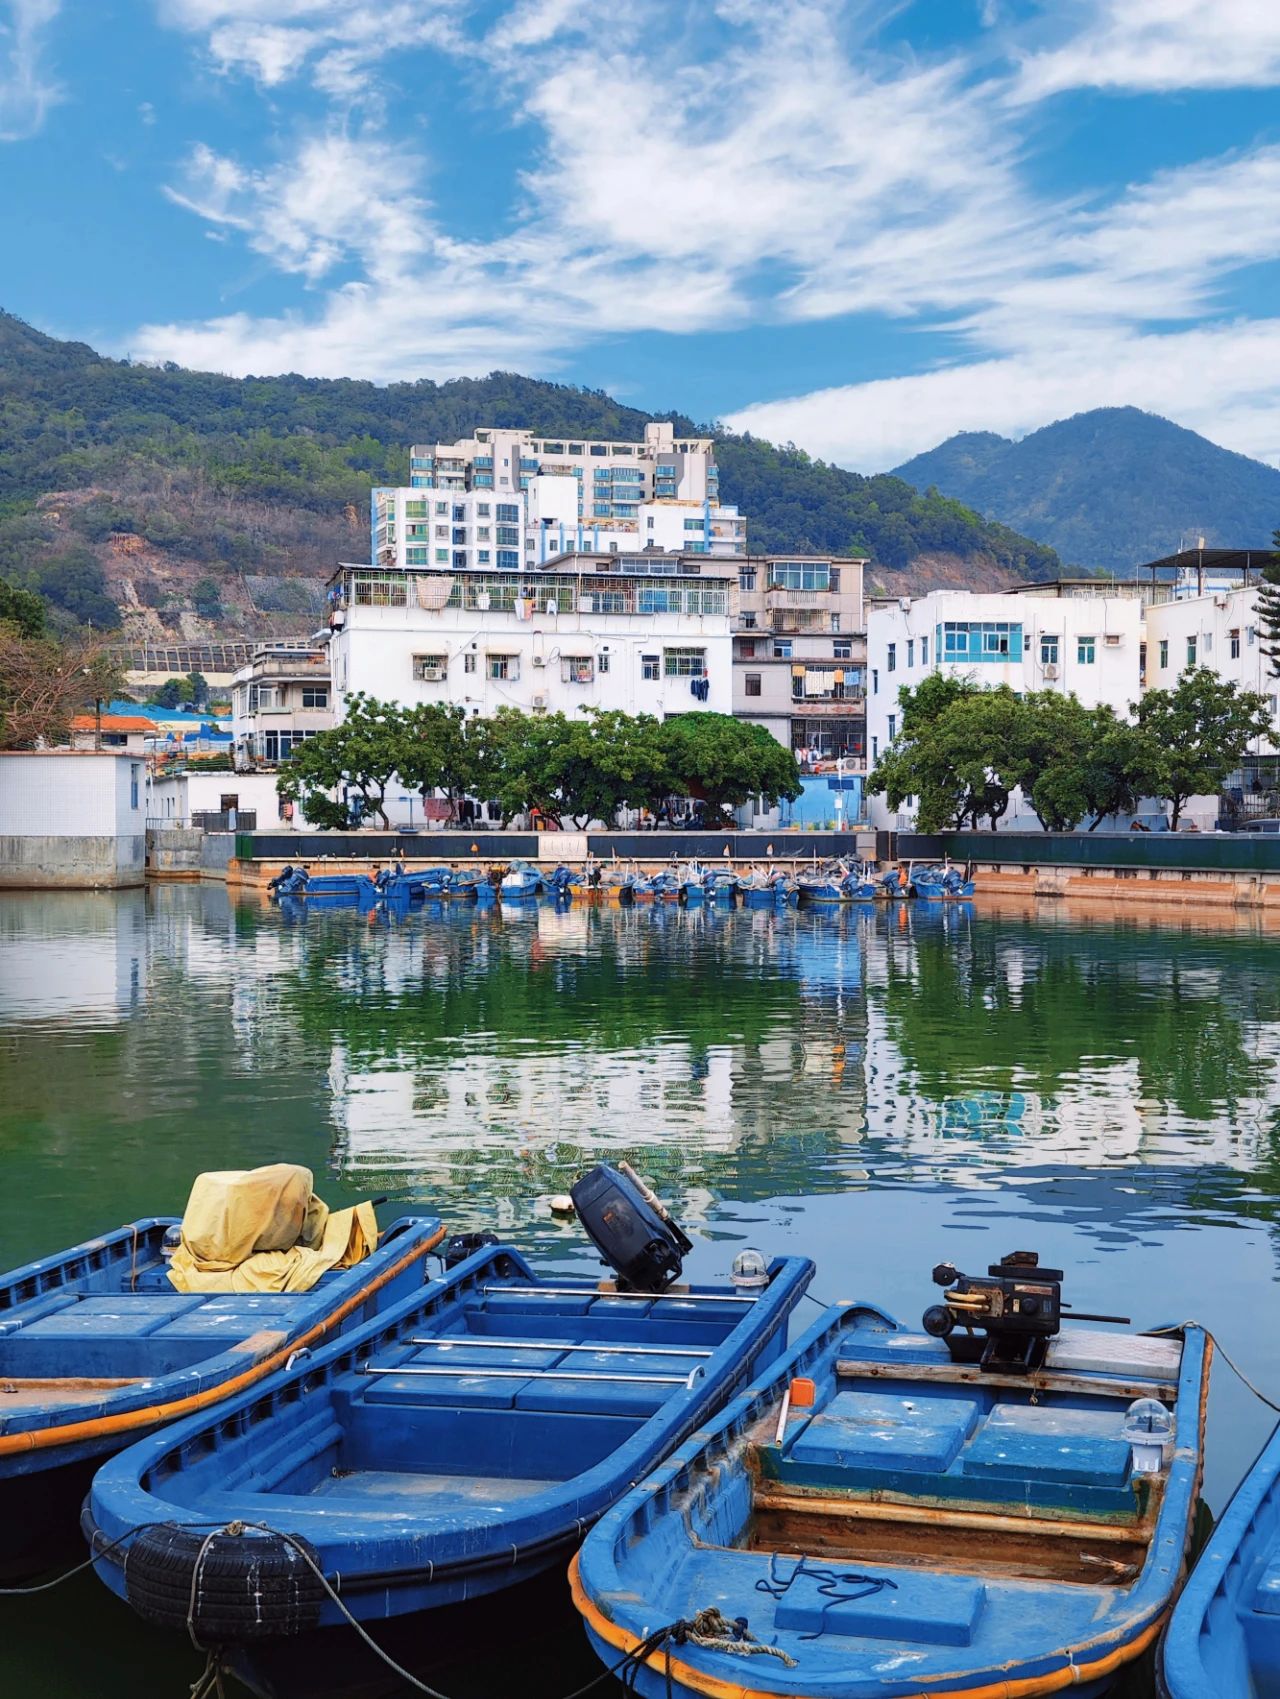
xmin=1145 ymin=588 xmax=1280 ymax=754
xmin=0 ymin=752 xmax=143 ymax=836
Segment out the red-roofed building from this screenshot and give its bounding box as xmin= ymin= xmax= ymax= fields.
xmin=70 ymin=713 xmax=158 ymax=754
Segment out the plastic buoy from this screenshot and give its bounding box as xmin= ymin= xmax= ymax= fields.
xmin=549 ymin=1194 xmax=575 ymax=1216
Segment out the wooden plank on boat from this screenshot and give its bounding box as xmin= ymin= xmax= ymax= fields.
xmin=749 ymin=1489 xmax=1143 ymax=1543
xmin=833 ymin=1359 xmax=1176 ymax=1399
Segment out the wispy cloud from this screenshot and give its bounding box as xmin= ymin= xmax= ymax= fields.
xmin=0 ymin=0 xmax=62 ymax=142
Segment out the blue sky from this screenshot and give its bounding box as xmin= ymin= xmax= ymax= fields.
xmin=3 ymin=0 xmax=1280 ymax=471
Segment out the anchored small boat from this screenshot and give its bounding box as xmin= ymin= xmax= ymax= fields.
xmin=0 ymin=1168 xmax=443 ymax=1579
xmin=268 ymin=866 xmax=379 ymax=902
xmin=572 ymin=1249 xmax=1209 ymax=1699
xmin=86 ymin=1165 xmax=813 ymax=1696
xmin=375 ymin=864 xmax=453 ymax=900
xmin=500 ymin=860 xmax=543 ymax=900
xmin=913 ymin=861 xmax=977 ymax=900
xmin=797 ymin=860 xmax=882 ymax=904
xmin=1160 ymin=1412 xmax=1280 ymax=1699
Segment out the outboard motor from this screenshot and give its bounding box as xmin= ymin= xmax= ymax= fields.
xmin=942 ymin=868 xmax=964 ymax=894
xmin=267 ymin=864 xmax=295 ymax=894
xmin=922 ymin=1250 xmax=1129 ymax=1373
xmin=570 ymin=1162 xmax=693 ymax=1293
xmin=880 ymin=867 xmax=901 ymax=894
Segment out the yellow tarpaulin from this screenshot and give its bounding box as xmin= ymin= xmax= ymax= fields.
xmin=167 ymin=1163 xmax=378 ymax=1294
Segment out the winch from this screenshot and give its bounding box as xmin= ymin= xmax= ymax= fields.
xmin=922 ymin=1249 xmax=1129 ymax=1372
xmin=570 ymin=1162 xmax=692 ymax=1293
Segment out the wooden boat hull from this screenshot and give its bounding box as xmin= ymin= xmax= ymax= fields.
xmin=572 ymin=1303 xmax=1210 ymax=1699
xmin=86 ymin=1245 xmax=814 ymax=1682
xmin=1160 ymin=1417 xmax=1280 ymax=1699
xmin=0 ymin=1215 xmax=444 ymax=1578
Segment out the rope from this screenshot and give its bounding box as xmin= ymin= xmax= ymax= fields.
xmin=755 ymin=1552 xmax=896 ymax=1641
xmin=1147 ymin=1322 xmax=1280 ymax=1413
xmin=0 ymin=1523 xmax=142 ymax=1594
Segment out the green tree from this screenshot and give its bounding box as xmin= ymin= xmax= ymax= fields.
xmin=0 ymin=577 xmax=46 ymax=638
xmin=275 ymin=694 xmax=402 ymax=828
xmin=1078 ymin=710 xmax=1161 ymax=829
xmin=867 ymin=682 xmax=1027 ymax=830
xmin=395 ymin=702 xmax=477 ymax=819
xmin=659 ymin=712 xmax=801 ymax=817
xmin=147 ymin=678 xmax=183 ymax=709
xmin=1257 ymin=527 xmax=1280 ymax=680
xmin=1134 ymin=667 xmax=1272 ymax=828
xmin=192 ymin=576 xmax=223 ymax=619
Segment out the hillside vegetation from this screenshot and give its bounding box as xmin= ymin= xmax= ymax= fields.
xmin=0 ymin=312 xmax=1057 ymax=636
xmin=893 ymin=406 xmax=1280 ymax=574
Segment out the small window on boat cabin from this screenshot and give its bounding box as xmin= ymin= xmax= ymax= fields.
xmin=487 ymin=653 xmax=519 ymax=681
xmin=1040 ymin=634 xmax=1059 ymax=665
xmin=642 ymin=654 xmax=660 ymax=680
xmin=1077 ymin=636 xmax=1096 ymax=664
xmin=745 ymin=673 xmax=762 ymax=697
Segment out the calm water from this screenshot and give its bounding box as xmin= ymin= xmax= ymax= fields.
xmin=4 ymin=886 xmax=1280 ymax=1696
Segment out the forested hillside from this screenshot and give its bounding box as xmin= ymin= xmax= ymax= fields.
xmin=893 ymin=407 xmax=1280 ymax=573
xmin=0 ymin=312 xmax=1057 ymax=636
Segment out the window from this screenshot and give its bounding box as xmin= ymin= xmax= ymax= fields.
xmin=1187 ymin=637 xmax=1197 ymax=666
xmin=435 ymin=502 xmax=448 ymax=515
xmin=738 ymin=639 xmax=758 ymax=658
xmin=496 ymin=503 xmax=520 ymax=523
xmin=1248 ymin=626 xmax=1257 ymax=646
xmin=834 ymin=639 xmax=852 ymax=659
xmin=983 ymin=627 xmax=1011 ymax=656
xmin=887 ymin=643 xmax=896 ymax=672
xmin=452 ymin=505 xmax=465 ymax=522
xmin=744 ymin=673 xmax=762 ymax=697
xmin=939 ymin=621 xmax=1022 ymax=661
xmin=487 ymin=654 xmax=519 ymax=681
xmin=830 ymin=614 xmax=841 ymax=632
xmin=1231 ymin=628 xmax=1241 ymax=659
xmin=742 ymin=613 xmax=758 ymax=629
xmin=921 ymin=636 xmax=929 ymax=665
xmin=664 ymin=647 xmax=706 ymax=677
xmin=464 ymin=653 xmax=476 ymax=674
xmin=768 ymin=561 xmax=831 ymax=591
xmin=476 ymin=527 xmax=490 ymax=541
xmin=642 ymin=654 xmax=660 ymax=680
xmin=772 ymin=638 xmax=792 ymax=659
xmin=561 ymin=656 xmax=594 ymax=683
xmin=598 ymin=652 xmax=610 ymax=674
xmin=477 ymin=503 xmax=490 ymax=517
xmin=871 ymin=668 xmax=878 ymax=694
xmin=888 ymin=713 xmax=897 ymax=740
xmin=906 ymin=639 xmax=914 ymax=666
xmin=477 ymin=550 xmax=490 ymax=564
xmin=1158 ymin=639 xmax=1169 ymax=668
xmin=1077 ymin=636 xmax=1096 ymax=664
xmin=352 ymin=575 xmax=407 ymax=607
xmin=495 ymin=525 xmax=520 ymax=546
xmin=683 ymin=518 xmax=705 ymax=531
xmin=1040 ymin=635 xmax=1059 ymax=665
xmin=739 ymin=569 xmax=757 ymax=591
xmin=1203 ymin=631 xmax=1213 ymax=653
xmin=830 ymin=568 xmax=841 ymax=592
xmin=435 ymin=525 xmax=449 ymax=539
xmin=496 ymin=549 xmax=519 ymax=569
xmin=413 ymin=655 xmax=447 ymax=681
xmin=435 ymin=548 xmax=449 ymax=563
xmin=452 ymin=528 xmax=468 ymax=545
xmin=871 ymin=736 xmax=879 ymax=761
xmin=301 ymin=686 xmax=328 ymax=708
xmin=130 ymin=764 xmax=140 ymax=810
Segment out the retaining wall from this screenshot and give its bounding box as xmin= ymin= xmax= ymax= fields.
xmin=0 ymin=833 xmax=145 ymax=890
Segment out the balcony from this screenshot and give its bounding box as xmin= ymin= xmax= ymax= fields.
xmin=247 ymin=655 xmax=327 ymax=682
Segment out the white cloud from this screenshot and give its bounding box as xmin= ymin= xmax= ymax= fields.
xmin=1013 ymin=0 xmax=1280 ymax=100
xmin=0 ymin=0 xmax=61 ymax=141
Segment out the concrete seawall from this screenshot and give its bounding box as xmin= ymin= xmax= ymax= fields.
xmin=146 ymin=830 xmax=235 ymax=880
xmin=0 ymin=834 xmax=145 ymax=889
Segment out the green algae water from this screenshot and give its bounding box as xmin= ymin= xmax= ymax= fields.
xmin=4 ymin=885 xmax=1280 ymax=1696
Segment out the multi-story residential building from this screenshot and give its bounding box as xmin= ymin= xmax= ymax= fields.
xmin=732 ymin=555 xmax=868 ymax=764
xmin=230 ymin=643 xmax=334 ymax=770
xmin=374 ymin=421 xmax=747 ymax=570
xmin=326 ymin=552 xmax=735 ymax=721
xmin=865 ymin=585 xmax=1147 ymax=826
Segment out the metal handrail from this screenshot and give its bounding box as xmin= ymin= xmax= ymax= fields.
xmin=362 ymin=1363 xmax=703 ymax=1388
xmin=407 ymin=1337 xmax=712 ymax=1358
xmin=479 ymin=1284 xmax=756 ymax=1304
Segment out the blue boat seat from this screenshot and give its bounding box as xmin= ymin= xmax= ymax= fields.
xmin=960 ymin=1402 xmax=1131 ymax=1487
xmin=0 ymin=1290 xmax=83 ymax=1334
xmin=772 ymin=1563 xmax=986 ymax=1646
xmin=1247 ymin=1555 xmax=1280 ymax=1616
xmin=788 ymin=1391 xmax=978 ymax=1474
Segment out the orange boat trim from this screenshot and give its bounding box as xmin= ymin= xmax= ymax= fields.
xmin=568 ymin=1555 xmax=1166 ymax=1699
xmin=0 ymin=1224 xmax=446 ymax=1457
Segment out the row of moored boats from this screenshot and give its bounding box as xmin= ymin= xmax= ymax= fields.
xmin=268 ymin=857 xmax=976 ymax=908
xmin=0 ymin=1161 xmax=1249 ymax=1699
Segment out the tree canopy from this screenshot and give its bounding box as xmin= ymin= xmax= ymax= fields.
xmin=275 ymin=702 xmax=801 ymax=829
xmin=1133 ymin=667 xmax=1272 ymax=827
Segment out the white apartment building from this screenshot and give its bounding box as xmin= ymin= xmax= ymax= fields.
xmin=1144 ymin=588 xmax=1279 ymax=739
xmin=230 ymin=643 xmax=334 ymax=770
xmin=373 ymin=420 xmax=747 ymax=571
xmin=326 ymin=552 xmax=734 ymax=721
xmin=733 ymin=555 xmax=868 ymax=763
xmin=866 ymin=584 xmax=1147 ymax=827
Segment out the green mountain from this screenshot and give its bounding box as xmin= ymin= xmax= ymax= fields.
xmin=893 ymin=407 xmax=1280 ymax=575
xmin=0 ymin=311 xmax=1057 ymax=635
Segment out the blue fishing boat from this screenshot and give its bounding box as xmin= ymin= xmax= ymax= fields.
xmin=1160 ymin=1414 xmax=1280 ymax=1699
xmin=269 ymin=866 xmax=379 ymax=901
xmin=85 ymin=1165 xmax=813 ymax=1697
xmin=376 ymin=864 xmax=453 ymax=899
xmin=546 ymin=863 xmax=578 ymax=900
xmin=500 ymin=860 xmax=543 ymax=900
xmin=0 ymin=1174 xmax=444 ymax=1579
xmin=798 ymin=861 xmax=880 ymax=903
xmin=913 ymin=862 xmax=977 ymax=899
xmin=573 ymin=1250 xmax=1209 ymax=1699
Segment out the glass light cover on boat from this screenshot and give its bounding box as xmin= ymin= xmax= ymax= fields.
xmin=1122 ymin=1397 xmax=1175 ymax=1472
xmin=161 ymin=1226 xmax=182 ymax=1259
xmin=731 ymin=1248 xmax=769 ymax=1288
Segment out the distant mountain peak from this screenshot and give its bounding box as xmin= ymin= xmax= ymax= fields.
xmin=893 ymin=407 xmax=1280 ymax=573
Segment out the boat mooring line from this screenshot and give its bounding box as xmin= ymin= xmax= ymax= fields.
xmin=1148 ymin=1322 xmax=1280 ymax=1413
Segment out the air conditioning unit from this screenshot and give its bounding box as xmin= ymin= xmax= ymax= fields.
xmin=1214 ymin=596 xmax=1228 ymax=609
xmin=1043 ymin=661 xmax=1059 ymax=679
xmin=419 ymin=667 xmax=445 ymax=682
xmin=531 ymin=693 xmax=547 ymax=710
xmin=532 ymin=655 xmax=545 ymax=668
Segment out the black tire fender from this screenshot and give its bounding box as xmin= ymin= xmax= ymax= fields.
xmin=124 ymin=1523 xmax=326 ymax=1642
